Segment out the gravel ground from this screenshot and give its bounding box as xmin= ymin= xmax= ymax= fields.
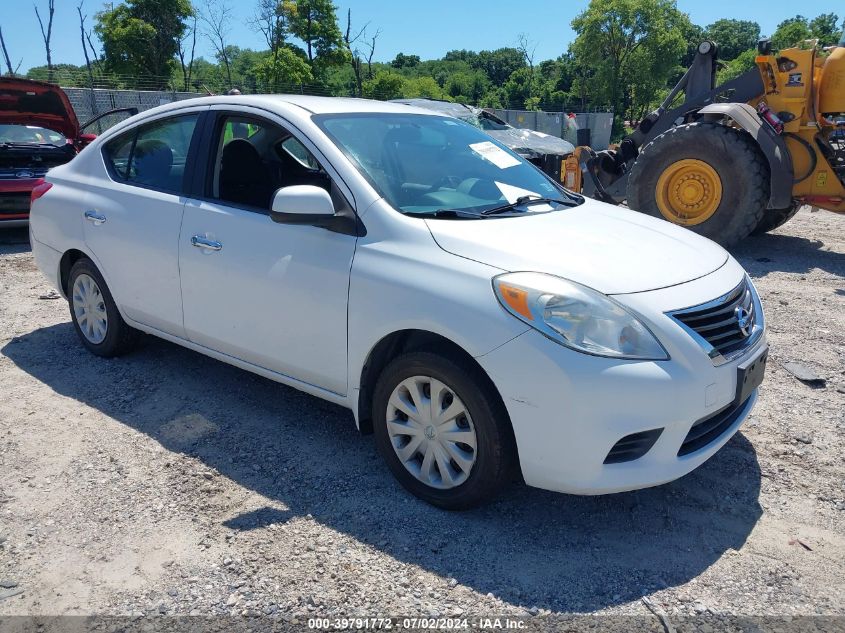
xmin=0 ymin=207 xmax=843 ymax=622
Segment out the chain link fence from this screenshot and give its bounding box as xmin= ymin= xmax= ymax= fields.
xmin=23 ymin=68 xmax=613 ymax=147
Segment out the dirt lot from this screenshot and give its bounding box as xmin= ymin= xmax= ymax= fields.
xmin=0 ymin=207 xmax=844 ymax=622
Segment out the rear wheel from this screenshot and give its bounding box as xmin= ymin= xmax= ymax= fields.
xmin=626 ymin=122 xmax=769 ymax=247
xmin=68 ymin=258 xmax=140 ymax=357
xmin=372 ymin=351 xmax=514 ymax=510
xmin=751 ymin=202 xmax=800 ymax=235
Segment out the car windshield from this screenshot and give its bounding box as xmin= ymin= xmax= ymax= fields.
xmin=0 ymin=124 xmax=66 ymax=146
xmin=316 ymin=113 xmax=579 ymax=217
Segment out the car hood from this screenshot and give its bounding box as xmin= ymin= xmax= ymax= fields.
xmin=389 ymin=98 xmax=574 ymax=156
xmin=485 ymin=128 xmax=574 ymax=156
xmin=0 ymin=78 xmax=79 ymax=140
xmin=425 ymin=201 xmax=729 ymax=295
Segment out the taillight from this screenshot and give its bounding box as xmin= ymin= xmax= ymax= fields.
xmin=31 ymin=179 xmax=53 ymax=204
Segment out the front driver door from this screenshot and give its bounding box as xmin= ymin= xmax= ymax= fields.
xmin=178 ymin=110 xmax=357 ymax=395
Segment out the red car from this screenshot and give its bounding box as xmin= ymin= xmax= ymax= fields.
xmin=0 ymin=78 xmax=134 ymax=227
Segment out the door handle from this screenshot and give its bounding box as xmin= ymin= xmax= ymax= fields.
xmin=191 ymin=235 xmax=223 ymax=251
xmin=84 ymin=210 xmax=107 ymax=225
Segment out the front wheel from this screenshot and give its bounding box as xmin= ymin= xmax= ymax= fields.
xmin=372 ymin=351 xmax=514 ymax=510
xmin=626 ymin=122 xmax=770 ymax=247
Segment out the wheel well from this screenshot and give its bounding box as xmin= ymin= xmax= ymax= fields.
xmin=696 ymin=104 xmax=792 ymax=208
xmin=59 ymin=249 xmax=87 ymax=295
xmin=357 ymin=330 xmax=509 ymax=437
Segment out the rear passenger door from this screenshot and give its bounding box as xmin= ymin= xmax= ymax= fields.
xmin=84 ymin=110 xmax=204 ymax=337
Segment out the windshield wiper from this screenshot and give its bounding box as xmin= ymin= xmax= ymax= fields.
xmin=404 ymin=209 xmax=488 ymax=219
xmin=481 ymin=195 xmax=577 ymax=216
xmin=0 ymin=141 xmax=61 ymax=149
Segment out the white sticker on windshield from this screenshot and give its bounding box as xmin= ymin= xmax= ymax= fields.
xmin=495 ymin=182 xmax=546 ymax=206
xmin=469 ymin=141 xmax=521 ymax=169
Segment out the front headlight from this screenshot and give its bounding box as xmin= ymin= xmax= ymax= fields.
xmin=493 ymin=272 xmax=669 ymax=360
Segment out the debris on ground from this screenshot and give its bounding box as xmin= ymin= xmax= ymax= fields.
xmin=781 ymin=362 xmax=826 ymax=388
xmin=642 ymin=596 xmax=676 ymax=633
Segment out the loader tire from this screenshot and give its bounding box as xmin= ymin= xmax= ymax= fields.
xmin=626 ymin=122 xmax=769 ymax=247
xmin=751 ymin=202 xmax=800 ymax=235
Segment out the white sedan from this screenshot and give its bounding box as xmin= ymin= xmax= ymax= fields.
xmin=28 ymin=96 xmax=767 ymax=509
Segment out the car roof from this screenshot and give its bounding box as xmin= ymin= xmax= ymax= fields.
xmin=144 ymin=94 xmax=441 ymax=117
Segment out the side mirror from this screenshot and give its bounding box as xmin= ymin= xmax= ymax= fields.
xmin=270 ymin=185 xmax=335 ymax=225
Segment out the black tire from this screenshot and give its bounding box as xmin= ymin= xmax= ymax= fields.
xmin=626 ymin=122 xmax=769 ymax=247
xmin=751 ymin=202 xmax=800 ymax=235
xmin=372 ymin=351 xmax=514 ymax=510
xmin=67 ymin=257 xmax=140 ymax=357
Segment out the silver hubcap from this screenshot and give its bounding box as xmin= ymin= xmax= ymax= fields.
xmin=386 ymin=375 xmax=477 ymax=490
xmin=72 ymin=274 xmax=108 ymax=344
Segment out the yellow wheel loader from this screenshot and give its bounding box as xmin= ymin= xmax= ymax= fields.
xmin=575 ymin=31 xmax=845 ymax=246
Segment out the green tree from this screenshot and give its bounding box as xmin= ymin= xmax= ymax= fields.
xmin=445 ymin=70 xmax=489 ymax=103
xmin=255 ymin=47 xmax=313 ymax=89
xmin=471 ymin=48 xmax=526 ymax=85
xmin=809 ymin=13 xmax=841 ymax=47
xmin=571 ymin=0 xmax=689 ymax=133
xmin=391 ymin=53 xmax=420 ymax=69
xmin=27 ymin=63 xmax=87 ymax=84
xmin=362 ymin=70 xmax=406 ymax=100
xmin=503 ymin=67 xmax=536 ymax=109
xmin=772 ymin=16 xmax=811 ymax=50
xmin=674 ymin=22 xmax=704 ymax=68
xmin=285 ymin=0 xmax=346 ymax=72
xmin=715 ymin=48 xmax=758 ymax=84
xmin=95 ymin=0 xmax=193 ymax=80
xmin=444 ymin=50 xmax=479 ymax=65
xmin=403 ymin=76 xmax=449 ymax=99
xmin=704 ymin=19 xmax=760 ymax=61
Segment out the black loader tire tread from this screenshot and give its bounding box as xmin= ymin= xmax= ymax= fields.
xmin=627 ymin=122 xmax=769 ymax=247
xmin=752 ymin=202 xmax=801 ymax=235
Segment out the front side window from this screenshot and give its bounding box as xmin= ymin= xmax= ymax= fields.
xmin=102 ymin=114 xmax=198 ymax=193
xmin=210 ymin=114 xmax=331 ymax=210
xmin=316 ymin=113 xmax=580 ymax=217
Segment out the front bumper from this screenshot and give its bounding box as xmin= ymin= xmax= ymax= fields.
xmin=476 ymin=258 xmax=765 ymax=495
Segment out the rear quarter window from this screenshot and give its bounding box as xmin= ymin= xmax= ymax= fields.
xmin=103 ymin=130 xmax=134 ymax=180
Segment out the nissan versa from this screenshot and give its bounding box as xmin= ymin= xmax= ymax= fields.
xmin=28 ymin=96 xmax=767 ymax=509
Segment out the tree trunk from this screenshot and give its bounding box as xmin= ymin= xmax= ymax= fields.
xmin=77 ymin=4 xmax=99 ymax=130
xmin=35 ymin=1 xmax=55 ymax=82
xmin=306 ymin=12 xmax=314 ymax=65
xmin=0 ymin=26 xmax=14 ymax=76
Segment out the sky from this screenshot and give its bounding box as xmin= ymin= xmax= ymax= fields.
xmin=0 ymin=0 xmax=837 ymax=75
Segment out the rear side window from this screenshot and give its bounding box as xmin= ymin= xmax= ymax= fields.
xmin=104 ymin=131 xmax=134 ymax=179
xmin=103 ymin=114 xmax=198 ymax=194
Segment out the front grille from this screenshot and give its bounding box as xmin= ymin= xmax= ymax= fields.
xmin=669 ymin=278 xmax=757 ymax=360
xmin=604 ymin=428 xmax=663 ymax=464
xmin=678 ymin=397 xmax=751 ymax=456
xmin=0 ymin=192 xmax=30 ymax=215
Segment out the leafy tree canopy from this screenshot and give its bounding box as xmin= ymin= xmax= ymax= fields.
xmin=704 ymin=19 xmax=760 ymax=61
xmin=95 ymin=0 xmax=193 ymax=80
